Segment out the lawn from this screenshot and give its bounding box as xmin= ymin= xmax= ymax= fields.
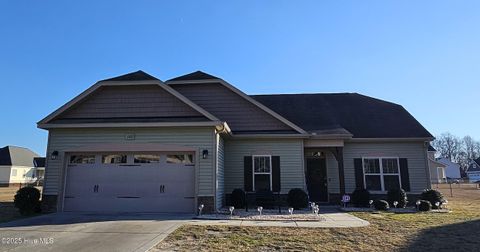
xmin=155 ymin=185 xmax=480 ymax=251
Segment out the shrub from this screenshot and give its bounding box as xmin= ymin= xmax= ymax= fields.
xmin=387 ymin=188 xmax=408 ymax=208
xmin=351 ymin=189 xmax=370 ymax=207
xmin=420 ymin=189 xmax=445 ymax=209
xmin=231 ymin=189 xmax=246 ymax=208
xmin=255 ymin=190 xmax=275 ymax=208
xmin=418 ymin=200 xmax=432 ymax=212
xmin=287 ymin=188 xmax=308 ymax=209
xmin=14 ymin=187 xmax=41 ymax=215
xmin=373 ymin=200 xmax=389 ymax=211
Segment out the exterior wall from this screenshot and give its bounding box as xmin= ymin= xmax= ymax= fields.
xmin=171 ymin=83 xmax=293 ymax=132
xmin=0 ymin=166 xmax=11 ymax=185
xmin=343 ymin=141 xmax=430 ymax=194
xmin=216 ymin=136 xmax=225 ymax=210
xmin=467 ymin=171 xmax=480 ymax=182
xmin=224 ymin=138 xmax=304 ymax=194
xmin=57 ymin=85 xmax=204 ymax=120
xmin=43 ymin=127 xmax=216 ymax=210
xmin=0 ymin=165 xmax=36 ymax=185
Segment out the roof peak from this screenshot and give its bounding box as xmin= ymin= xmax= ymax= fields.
xmin=168 ymin=71 xmax=220 ymax=82
xmin=100 ymin=70 xmax=159 ymax=82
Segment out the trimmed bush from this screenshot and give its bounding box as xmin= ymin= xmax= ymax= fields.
xmin=373 ymin=200 xmax=390 ymax=211
xmin=418 ymin=200 xmax=432 ymax=212
xmin=231 ymin=188 xmax=246 ymax=208
xmin=351 ymin=189 xmax=370 ymax=207
xmin=14 ymin=187 xmax=41 ymax=215
xmin=287 ymin=188 xmax=308 ymax=209
xmin=420 ymin=189 xmax=445 ymax=209
xmin=387 ymin=188 xmax=408 ymax=208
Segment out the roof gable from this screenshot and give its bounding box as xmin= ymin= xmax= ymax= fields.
xmin=168 ymin=71 xmax=220 ymax=82
xmin=100 ymin=70 xmax=159 ymax=82
xmin=38 ymin=72 xmax=220 ymax=127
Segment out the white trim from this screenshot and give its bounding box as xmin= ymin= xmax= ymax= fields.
xmin=252 ymin=155 xmax=273 ymax=191
xmin=38 ymin=79 xmax=220 ymax=126
xmin=167 ymin=79 xmax=308 ymax=134
xmin=38 ymin=121 xmax=224 ymax=129
xmin=362 ymin=157 xmax=402 ymax=192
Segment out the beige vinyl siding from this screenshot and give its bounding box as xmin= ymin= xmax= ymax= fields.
xmin=171 ymin=83 xmax=293 ymax=132
xmin=224 ymin=139 xmax=304 ymax=194
xmin=216 ymin=136 xmax=225 ymax=209
xmin=57 ymin=85 xmax=205 ymax=119
xmin=343 ymin=141 xmax=429 ymax=194
xmin=43 ymin=127 xmax=215 ymax=197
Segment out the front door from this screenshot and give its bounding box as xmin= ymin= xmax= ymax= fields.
xmin=306 ymin=158 xmax=328 ymax=202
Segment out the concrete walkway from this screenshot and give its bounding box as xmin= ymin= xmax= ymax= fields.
xmin=189 ymin=212 xmax=369 ymax=228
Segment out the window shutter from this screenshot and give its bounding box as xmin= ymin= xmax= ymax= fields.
xmin=354 ymin=158 xmax=364 ymax=190
xmin=244 ymin=156 xmax=253 ymax=192
xmin=272 ymin=156 xmax=281 ymax=192
xmin=399 ymin=158 xmax=410 ymax=191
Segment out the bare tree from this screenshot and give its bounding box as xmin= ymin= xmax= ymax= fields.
xmin=462 ymin=136 xmax=479 ymax=161
xmin=432 ymin=132 xmax=462 ymax=162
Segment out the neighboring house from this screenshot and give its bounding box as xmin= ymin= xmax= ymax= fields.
xmin=436 ymin=157 xmax=461 ymax=181
xmin=33 ymin=157 xmax=46 ymax=184
xmin=37 ymin=70 xmax=434 ymax=213
xmin=427 ymin=145 xmax=447 ymax=184
xmin=0 ymin=146 xmax=39 ymax=186
xmin=466 ymin=158 xmax=480 ymax=182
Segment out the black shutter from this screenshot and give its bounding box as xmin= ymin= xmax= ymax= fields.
xmin=354 ymin=158 xmax=364 ymax=190
xmin=244 ymin=156 xmax=253 ymax=192
xmin=272 ymin=156 xmax=281 ymax=192
xmin=399 ymin=158 xmax=410 ymax=191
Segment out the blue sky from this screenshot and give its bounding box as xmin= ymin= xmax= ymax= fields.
xmin=1 ymin=1 xmax=479 ymax=155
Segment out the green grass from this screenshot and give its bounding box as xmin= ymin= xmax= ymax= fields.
xmin=155 ymin=186 xmax=480 ymax=251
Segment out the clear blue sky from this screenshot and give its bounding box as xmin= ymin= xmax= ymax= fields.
xmin=1 ymin=1 xmax=479 ymax=155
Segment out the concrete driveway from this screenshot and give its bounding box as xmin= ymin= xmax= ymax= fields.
xmin=0 ymin=212 xmax=192 ymax=252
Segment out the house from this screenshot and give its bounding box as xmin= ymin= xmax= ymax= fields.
xmin=37 ymin=70 xmax=434 ymax=213
xmin=33 ymin=157 xmax=46 ymax=185
xmin=466 ymin=158 xmax=480 ymax=182
xmin=436 ymin=157 xmax=462 ymax=181
xmin=0 ymin=146 xmax=40 ymax=186
xmin=427 ymin=145 xmax=447 ymax=183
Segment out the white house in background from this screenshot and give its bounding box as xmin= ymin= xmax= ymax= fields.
xmin=466 ymin=158 xmax=480 ymax=182
xmin=0 ymin=146 xmax=40 ymax=186
xmin=427 ymin=145 xmax=447 ymax=183
xmin=436 ymin=157 xmax=462 ymax=180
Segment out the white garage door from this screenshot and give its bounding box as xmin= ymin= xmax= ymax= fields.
xmin=63 ymin=153 xmax=195 ymax=213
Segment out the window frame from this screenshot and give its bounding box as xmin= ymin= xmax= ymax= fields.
xmin=362 ymin=157 xmax=402 ymax=192
xmin=252 ymin=155 xmax=272 ymax=191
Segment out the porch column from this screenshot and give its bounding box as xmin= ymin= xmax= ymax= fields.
xmin=329 ymin=147 xmax=346 ymax=196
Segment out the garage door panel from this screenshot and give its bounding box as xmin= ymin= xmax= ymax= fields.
xmin=64 ymin=153 xmax=196 ymax=213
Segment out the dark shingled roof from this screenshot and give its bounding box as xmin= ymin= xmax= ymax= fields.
xmin=251 ymin=93 xmax=433 ymax=139
xmin=0 ymin=146 xmax=39 ymax=166
xmin=168 ymin=71 xmax=220 ymax=82
xmin=33 ymin=157 xmax=46 ymax=168
xmin=428 ymin=145 xmax=436 ymax=152
xmin=100 ymin=70 xmax=159 ymax=82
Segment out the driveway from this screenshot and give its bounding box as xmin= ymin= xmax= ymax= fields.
xmin=0 ymin=212 xmax=192 ymax=252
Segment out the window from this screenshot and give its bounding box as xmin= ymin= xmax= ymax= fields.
xmin=102 ymin=154 xmax=127 ymax=164
xmin=70 ymin=155 xmax=95 ymax=164
xmin=166 ymin=154 xmax=194 ymax=164
xmin=363 ymin=157 xmax=401 ymax=191
xmin=253 ymin=156 xmax=271 ymax=191
xmin=134 ymin=154 xmax=160 ymax=163
xmin=11 ymin=169 xmax=17 ymax=176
